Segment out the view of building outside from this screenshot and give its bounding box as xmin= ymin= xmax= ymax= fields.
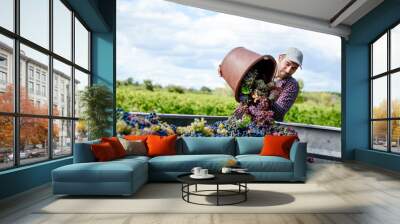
xmin=0 ymin=40 xmax=74 ymax=169
xmin=0 ymin=0 xmax=90 ymax=170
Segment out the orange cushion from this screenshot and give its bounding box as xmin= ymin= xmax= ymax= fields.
xmin=259 ymin=135 xmax=299 ymax=159
xmin=146 ymin=135 xmax=177 ymax=157
xmin=101 ymin=137 xmax=127 ymax=158
xmin=91 ymin=142 xmax=117 ymax=162
xmin=124 ymin=135 xmax=148 ymax=142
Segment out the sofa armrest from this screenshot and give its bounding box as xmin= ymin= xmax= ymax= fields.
xmin=289 ymin=141 xmax=307 ymax=181
xmin=73 ymin=140 xmax=100 ymax=163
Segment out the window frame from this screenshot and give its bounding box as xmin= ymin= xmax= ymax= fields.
xmin=0 ymin=0 xmax=92 ymax=171
xmin=370 ymin=21 xmax=400 ymax=154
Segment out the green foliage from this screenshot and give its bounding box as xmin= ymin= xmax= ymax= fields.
xmin=297 ymin=78 xmax=304 ymax=92
xmin=237 ymin=114 xmax=252 ymax=129
xmin=166 ymin=85 xmax=185 ymax=94
xmin=127 ymin=77 xmax=133 ymax=85
xmin=285 ymin=104 xmax=341 ymax=127
xmin=143 ymin=79 xmax=154 ymax=91
xmin=117 ymin=83 xmax=341 ymax=127
xmin=116 ymin=120 xmax=132 ymax=135
xmin=241 ymin=86 xmax=250 ymax=94
xmin=80 ymin=84 xmax=113 ymax=140
xmin=117 ymin=85 xmax=238 ymax=116
xmin=200 ymin=86 xmax=212 ymax=93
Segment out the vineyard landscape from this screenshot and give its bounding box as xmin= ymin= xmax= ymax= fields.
xmin=117 ymin=78 xmax=341 ymax=128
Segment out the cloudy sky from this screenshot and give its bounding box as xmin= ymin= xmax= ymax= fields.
xmin=117 ymin=0 xmax=342 ymax=92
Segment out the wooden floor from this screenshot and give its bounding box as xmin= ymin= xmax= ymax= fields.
xmin=1 ymin=159 xmax=400 ymax=224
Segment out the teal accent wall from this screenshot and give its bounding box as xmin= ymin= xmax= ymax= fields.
xmin=343 ymin=0 xmax=400 ymax=171
xmin=91 ymin=32 xmax=115 ymax=136
xmin=91 ymin=0 xmax=116 ymax=135
xmin=65 ymin=0 xmax=110 ymax=32
xmin=355 ymin=149 xmax=400 ymax=172
xmin=0 ymin=0 xmax=116 ymax=200
xmin=0 ymin=158 xmax=72 ymax=199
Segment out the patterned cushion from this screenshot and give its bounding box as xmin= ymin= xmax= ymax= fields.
xmin=119 ymin=138 xmax=147 ymax=156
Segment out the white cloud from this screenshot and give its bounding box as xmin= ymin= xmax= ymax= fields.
xmin=295 ymin=69 xmax=341 ymax=92
xmin=117 ymin=0 xmax=341 ymax=92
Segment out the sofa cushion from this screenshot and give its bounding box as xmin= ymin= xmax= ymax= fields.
xmin=115 ymin=155 xmax=150 ymax=163
xmin=101 ymin=137 xmax=127 ymax=158
xmin=52 ymin=158 xmax=147 ymax=183
xmin=91 ymin=142 xmax=118 ymax=161
xmin=124 ymin=135 xmax=149 ymax=142
xmin=235 ymin=137 xmax=264 ymax=155
xmin=236 ymin=155 xmax=293 ymax=172
xmin=147 ymin=135 xmax=177 ymax=157
xmin=119 ymin=138 xmax=147 ymax=156
xmin=260 ymin=135 xmax=299 ymax=159
xmin=180 ymin=137 xmax=235 ymax=155
xmin=149 ymin=154 xmax=235 ymax=172
xmin=73 ymin=139 xmax=101 ymax=163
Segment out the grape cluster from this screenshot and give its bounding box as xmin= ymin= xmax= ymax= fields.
xmin=116 ymin=107 xmax=297 ymax=137
xmin=116 ymin=108 xmax=176 ymax=136
xmin=234 ymin=68 xmax=281 ymax=127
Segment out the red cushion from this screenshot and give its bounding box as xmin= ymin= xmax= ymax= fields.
xmin=124 ymin=135 xmax=148 ymax=142
xmin=259 ymin=135 xmax=299 ymax=159
xmin=146 ymin=135 xmax=177 ymax=157
xmin=101 ymin=137 xmax=127 ymax=158
xmin=91 ymin=142 xmax=117 ymax=162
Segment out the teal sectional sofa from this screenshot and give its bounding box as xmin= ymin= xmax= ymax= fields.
xmin=52 ymin=137 xmax=307 ymax=196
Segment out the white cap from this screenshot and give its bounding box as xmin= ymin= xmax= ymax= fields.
xmin=284 ymin=47 xmax=303 ymax=68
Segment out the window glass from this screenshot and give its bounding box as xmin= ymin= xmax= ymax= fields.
xmin=372 ymin=121 xmax=388 ymax=151
xmin=53 ymin=119 xmax=72 ymax=157
xmin=391 ymin=72 xmax=400 ymax=118
xmin=1 ymin=0 xmax=92 ymax=168
xmin=74 ymin=18 xmax=89 ymax=70
xmin=0 ymin=116 xmax=14 ymax=170
xmin=20 ymin=44 xmax=49 ymax=115
xmin=75 ymin=120 xmax=88 ymax=143
xmin=53 ymin=0 xmax=72 ymax=60
xmin=391 ymin=120 xmax=400 ymax=153
xmin=391 ymin=24 xmax=400 ymax=70
xmin=372 ymin=34 xmax=387 ymax=76
xmin=20 ymin=0 xmax=49 ymax=49
xmin=20 ymin=117 xmax=49 ymax=165
xmin=0 ymin=35 xmax=14 ymax=113
xmin=372 ymin=76 xmax=387 ymax=119
xmin=74 ymin=69 xmax=89 ymax=118
xmin=0 ymin=0 xmax=14 ymax=31
xmin=53 ymin=59 xmax=72 ymax=117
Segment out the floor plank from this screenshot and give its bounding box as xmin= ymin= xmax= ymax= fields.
xmin=1 ymin=159 xmax=400 ymax=224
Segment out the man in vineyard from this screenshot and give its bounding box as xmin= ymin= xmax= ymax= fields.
xmin=270 ymin=47 xmax=303 ymax=121
xmin=218 ymin=47 xmax=303 ymax=122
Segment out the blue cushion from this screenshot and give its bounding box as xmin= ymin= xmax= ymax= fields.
xmin=116 ymin=155 xmax=150 ymax=163
xmin=235 ymin=137 xmax=264 ymax=155
xmin=73 ymin=140 xmax=100 ymax=163
xmin=180 ymin=137 xmax=235 ymax=155
xmin=52 ymin=159 xmax=147 ymax=183
xmin=236 ymin=155 xmax=293 ymax=172
xmin=53 ymin=163 xmax=134 ymax=182
xmin=52 ymin=158 xmax=148 ymax=195
xmin=149 ymin=154 xmax=235 ymax=172
xmin=290 ymin=141 xmax=307 ymax=181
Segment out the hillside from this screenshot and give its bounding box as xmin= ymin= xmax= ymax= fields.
xmin=116 ymin=80 xmax=341 ymax=127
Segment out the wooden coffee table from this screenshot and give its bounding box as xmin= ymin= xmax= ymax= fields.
xmin=177 ymin=172 xmax=255 ymax=206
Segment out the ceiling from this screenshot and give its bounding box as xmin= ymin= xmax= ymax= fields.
xmin=166 ymin=0 xmax=384 ymax=38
